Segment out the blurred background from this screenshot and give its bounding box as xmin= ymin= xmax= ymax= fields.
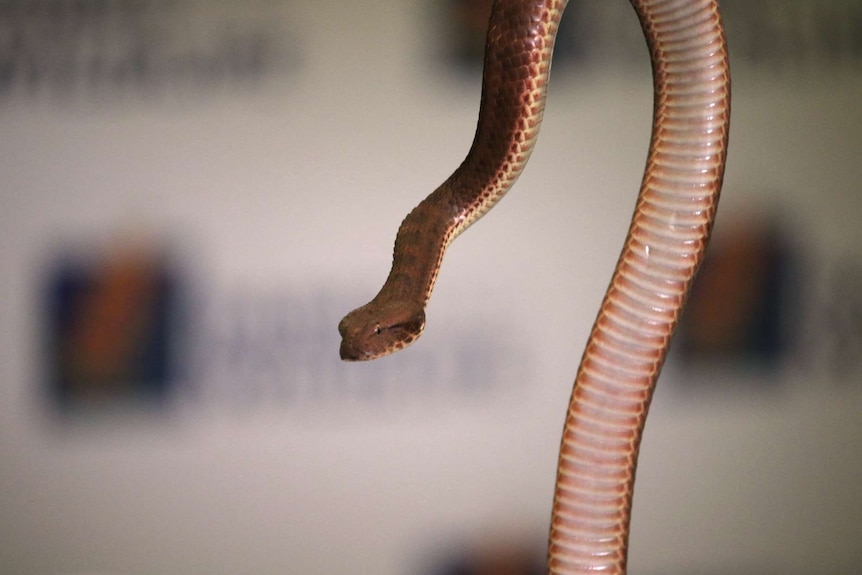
xmin=1 ymin=1 xmax=861 ymax=574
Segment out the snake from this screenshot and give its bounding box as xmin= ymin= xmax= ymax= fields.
xmin=338 ymin=0 xmax=730 ymax=573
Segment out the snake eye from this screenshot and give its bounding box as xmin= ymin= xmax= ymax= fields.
xmin=373 ymin=325 xmax=382 ymax=335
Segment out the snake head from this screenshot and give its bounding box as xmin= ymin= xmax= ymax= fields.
xmin=338 ymin=299 xmax=426 ymax=361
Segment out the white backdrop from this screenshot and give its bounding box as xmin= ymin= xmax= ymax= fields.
xmin=1 ymin=1 xmax=861 ymax=574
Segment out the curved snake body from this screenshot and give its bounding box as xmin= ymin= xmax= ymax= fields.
xmin=339 ymin=1 xmax=730 ymax=573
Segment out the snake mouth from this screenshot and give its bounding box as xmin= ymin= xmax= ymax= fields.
xmin=338 ymin=328 xmax=422 ymax=361
xmin=339 ymin=339 xmax=376 ymax=361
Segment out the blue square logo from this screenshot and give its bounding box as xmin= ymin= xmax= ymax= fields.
xmin=45 ymin=248 xmax=183 ymax=410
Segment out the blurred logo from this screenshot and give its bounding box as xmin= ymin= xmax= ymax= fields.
xmin=45 ymin=246 xmax=183 ymax=410
xmin=676 ymin=213 xmax=793 ymax=371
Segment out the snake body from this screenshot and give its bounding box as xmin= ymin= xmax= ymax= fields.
xmin=339 ymin=1 xmax=730 ymax=573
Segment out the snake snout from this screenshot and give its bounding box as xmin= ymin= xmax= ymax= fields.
xmin=339 ymin=339 xmax=371 ymax=361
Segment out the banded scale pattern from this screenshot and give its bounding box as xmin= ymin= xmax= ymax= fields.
xmin=548 ymin=1 xmax=730 ymax=573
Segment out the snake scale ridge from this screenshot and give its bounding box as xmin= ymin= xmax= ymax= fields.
xmin=339 ymin=0 xmax=730 ymax=573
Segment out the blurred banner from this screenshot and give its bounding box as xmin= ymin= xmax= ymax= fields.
xmin=0 ymin=0 xmax=295 ymax=103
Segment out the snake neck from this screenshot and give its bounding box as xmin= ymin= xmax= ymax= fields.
xmin=374 ymin=190 xmax=457 ymax=309
xmin=337 ymin=192 xmax=456 ymax=361
xmin=374 ymin=0 xmax=568 ymax=309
